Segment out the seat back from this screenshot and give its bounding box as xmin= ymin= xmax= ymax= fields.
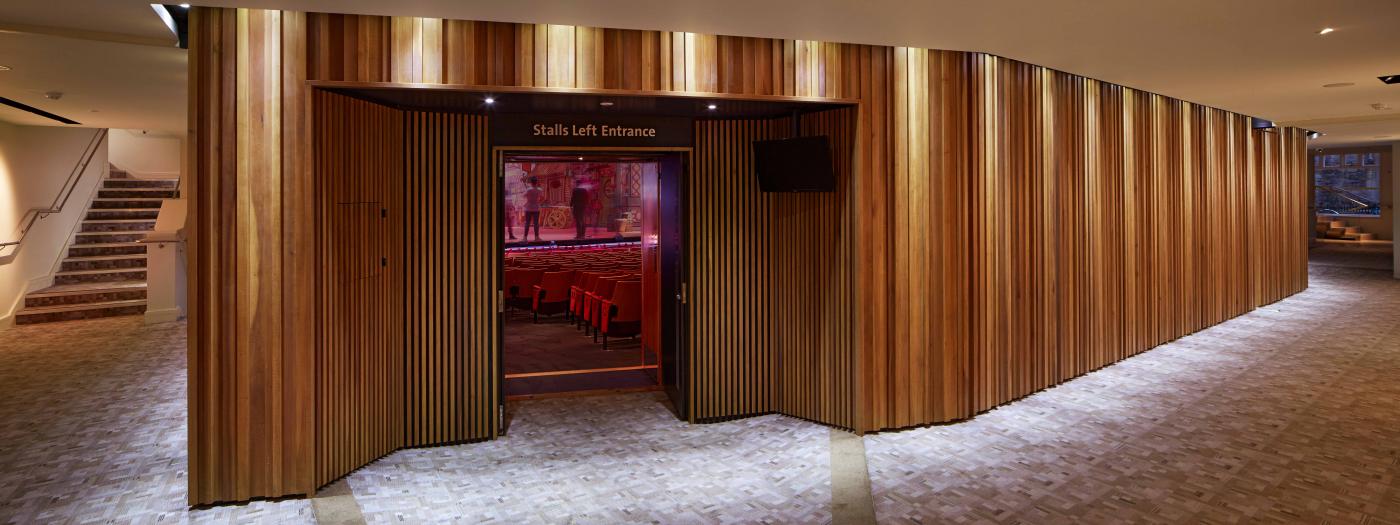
xmin=607 ymin=280 xmax=643 ymax=322
xmin=504 ymin=269 xmax=545 ymax=298
xmin=577 ymin=272 xmax=603 ymax=290
xmin=537 ymin=271 xmax=575 ymax=302
xmin=593 ymin=276 xmax=624 ymax=298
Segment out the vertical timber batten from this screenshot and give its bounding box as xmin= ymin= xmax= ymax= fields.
xmin=189 ymin=6 xmax=1311 ymax=504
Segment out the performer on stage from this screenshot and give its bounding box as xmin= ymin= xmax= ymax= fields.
xmin=571 ymin=173 xmax=590 ymax=240
xmin=522 ymin=177 xmax=543 ymax=242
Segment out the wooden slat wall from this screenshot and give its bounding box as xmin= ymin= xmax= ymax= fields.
xmin=403 ymin=111 xmax=498 ymax=447
xmin=874 ymin=50 xmax=1309 ymax=427
xmin=188 ymin=8 xmax=316 ymax=505
xmin=312 ymin=91 xmax=406 ymax=487
xmin=687 ymin=108 xmax=858 ymax=428
xmin=689 ymin=118 xmax=780 ymax=422
xmin=774 ymin=109 xmax=858 ymax=429
xmin=191 ymin=7 xmax=1311 ymax=504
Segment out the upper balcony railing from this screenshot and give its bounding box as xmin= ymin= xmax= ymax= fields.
xmin=1314 ymin=184 xmax=1381 ymax=216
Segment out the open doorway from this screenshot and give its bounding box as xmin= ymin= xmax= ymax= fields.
xmin=500 ymin=151 xmax=685 ymax=404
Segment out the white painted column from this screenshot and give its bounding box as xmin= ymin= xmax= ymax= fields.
xmin=1393 ymin=142 xmax=1399 ymax=279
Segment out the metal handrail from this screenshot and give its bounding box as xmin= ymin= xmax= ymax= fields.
xmin=1314 ymin=184 xmax=1377 ymax=215
xmin=0 ymin=128 xmax=108 ymax=256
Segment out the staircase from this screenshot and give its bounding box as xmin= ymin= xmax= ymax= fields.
xmin=13 ymin=169 xmax=178 ymax=325
xmin=1316 ymin=216 xmax=1372 ymax=241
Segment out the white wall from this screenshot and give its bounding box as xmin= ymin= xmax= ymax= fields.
xmin=0 ymin=122 xmax=108 ymax=327
xmin=144 ymin=199 xmax=187 ymax=324
xmin=109 ymin=129 xmax=183 ymax=181
xmin=1393 ymin=141 xmax=1400 ymax=279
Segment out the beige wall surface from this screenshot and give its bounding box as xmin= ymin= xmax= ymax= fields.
xmin=109 ymin=129 xmax=184 ymax=180
xmin=0 ymin=122 xmax=107 ymax=327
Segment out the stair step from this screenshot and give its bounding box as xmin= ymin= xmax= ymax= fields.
xmin=75 ymin=231 xmax=151 ymax=244
xmin=102 ymin=178 xmax=178 ymax=189
xmin=86 ymin=208 xmax=161 ymax=220
xmin=68 ymin=242 xmax=148 ymax=257
xmin=24 ymin=283 xmax=148 ymax=308
xmin=60 ymin=254 xmax=148 ymax=272
xmin=97 ymin=188 xmax=178 ymax=199
xmin=53 ymin=267 xmax=147 ymax=285
xmin=80 ymin=219 xmax=157 ymax=233
xmin=14 ymin=299 xmax=147 ymax=325
xmin=91 ymin=198 xmax=165 ymax=209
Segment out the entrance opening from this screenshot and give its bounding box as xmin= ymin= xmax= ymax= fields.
xmin=501 ymin=152 xmax=683 ymax=401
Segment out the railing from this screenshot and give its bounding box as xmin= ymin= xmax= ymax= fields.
xmin=1314 ymin=184 xmax=1380 ymax=216
xmin=0 ymin=128 xmax=108 ymax=258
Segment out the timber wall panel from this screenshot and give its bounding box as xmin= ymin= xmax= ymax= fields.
xmin=312 ymin=91 xmax=405 ymax=487
xmin=688 ymin=118 xmax=779 ymax=422
xmin=188 ymin=8 xmax=318 ymax=505
xmin=403 ymin=111 xmax=498 ymax=447
xmin=776 ymin=108 xmax=858 ymax=430
xmin=192 ymin=6 xmax=1311 ymax=504
xmin=687 ymin=110 xmax=859 ymax=429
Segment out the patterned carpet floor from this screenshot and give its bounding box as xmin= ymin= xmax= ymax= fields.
xmin=866 ymin=266 xmax=1400 ymax=524
xmin=0 ymin=264 xmax=1397 ymax=523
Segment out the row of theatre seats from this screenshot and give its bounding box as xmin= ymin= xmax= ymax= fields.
xmin=504 ymin=245 xmax=643 ymax=349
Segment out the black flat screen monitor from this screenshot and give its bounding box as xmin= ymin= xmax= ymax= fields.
xmin=753 ymin=136 xmax=835 ymax=192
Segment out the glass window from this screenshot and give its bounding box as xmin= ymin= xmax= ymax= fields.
xmin=1314 ymin=153 xmax=1382 ymax=216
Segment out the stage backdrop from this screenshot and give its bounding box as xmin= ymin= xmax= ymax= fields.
xmin=187 ymin=8 xmax=1309 ymax=504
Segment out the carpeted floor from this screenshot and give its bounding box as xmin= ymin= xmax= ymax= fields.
xmin=1309 ymin=244 xmax=1394 ymax=272
xmin=503 ymin=313 xmax=659 ymax=396
xmin=2 ymin=264 xmax=1398 ymax=523
xmin=866 ymin=265 xmax=1400 ymax=524
xmin=503 ymin=314 xmax=651 ymax=375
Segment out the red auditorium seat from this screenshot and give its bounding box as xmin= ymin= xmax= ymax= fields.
xmin=568 ymin=272 xmax=606 ymax=323
xmin=531 ymin=271 xmax=576 ymax=322
xmin=600 ymin=280 xmax=642 ymax=350
xmin=503 ymin=269 xmax=545 ymax=312
xmin=583 ymin=276 xmax=627 ymax=337
xmin=587 ymin=274 xmax=639 ymax=339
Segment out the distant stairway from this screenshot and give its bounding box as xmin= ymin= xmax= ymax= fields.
xmin=14 ymin=170 xmax=178 ymax=325
xmin=1314 ymin=215 xmax=1392 ymax=248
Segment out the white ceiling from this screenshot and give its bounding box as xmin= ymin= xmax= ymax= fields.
xmin=2 ymin=0 xmax=1398 ymax=145
xmin=0 ymin=1 xmax=184 ymax=133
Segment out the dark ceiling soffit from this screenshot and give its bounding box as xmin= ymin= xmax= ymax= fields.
xmin=0 ymin=96 xmax=80 ymax=125
xmin=318 ymin=85 xmax=854 ymax=120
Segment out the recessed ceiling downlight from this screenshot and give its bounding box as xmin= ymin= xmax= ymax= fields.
xmin=1323 ymin=82 xmax=1354 ymax=88
xmin=0 ymin=65 xmax=10 ymax=71
xmin=1318 ymin=27 xmax=1335 ymax=35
